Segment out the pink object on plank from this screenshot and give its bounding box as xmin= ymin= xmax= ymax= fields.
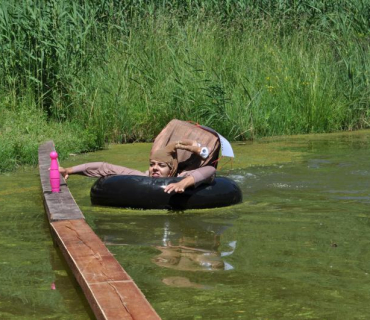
xmin=50 ymin=151 xmax=60 ymax=193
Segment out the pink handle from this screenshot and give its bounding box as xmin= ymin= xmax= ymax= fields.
xmin=50 ymin=151 xmax=60 ymax=193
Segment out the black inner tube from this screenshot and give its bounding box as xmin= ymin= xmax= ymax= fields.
xmin=90 ymin=175 xmax=242 ymax=210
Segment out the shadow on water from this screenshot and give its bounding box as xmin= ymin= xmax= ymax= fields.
xmin=2 ymin=130 xmax=370 ymax=319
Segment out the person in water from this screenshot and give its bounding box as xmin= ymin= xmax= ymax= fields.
xmin=59 ymin=139 xmax=216 ymax=194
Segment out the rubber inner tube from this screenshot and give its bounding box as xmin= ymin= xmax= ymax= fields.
xmin=90 ymin=175 xmax=242 ymax=210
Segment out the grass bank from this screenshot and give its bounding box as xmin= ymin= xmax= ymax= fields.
xmin=0 ymin=0 xmax=369 ymax=171
xmin=0 ymin=97 xmax=98 ymax=172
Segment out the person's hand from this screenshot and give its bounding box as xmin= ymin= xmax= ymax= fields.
xmin=59 ymin=167 xmax=71 ymax=180
xmin=164 ymin=181 xmax=187 ymax=193
xmin=164 ymin=176 xmax=195 ymax=194
xmin=175 ymin=141 xmax=201 ymax=154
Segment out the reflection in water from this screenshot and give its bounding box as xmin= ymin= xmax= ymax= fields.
xmin=154 ymin=245 xmax=225 ymax=271
xmin=98 ymin=215 xmax=236 ymax=276
xmin=153 ymin=243 xmax=236 ymax=273
xmin=154 ymin=218 xmax=235 ymax=272
xmin=162 ymin=276 xmax=205 ymax=288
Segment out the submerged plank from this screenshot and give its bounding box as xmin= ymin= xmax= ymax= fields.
xmin=38 ymin=141 xmax=161 ymax=320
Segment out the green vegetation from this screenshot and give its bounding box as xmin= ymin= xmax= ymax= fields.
xmin=0 ymin=0 xmax=369 ymax=171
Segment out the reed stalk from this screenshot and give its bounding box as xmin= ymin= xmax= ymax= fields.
xmin=0 ymin=0 xmax=369 ymax=171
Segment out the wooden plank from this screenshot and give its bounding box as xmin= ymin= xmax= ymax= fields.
xmin=43 ymin=185 xmax=85 ymax=221
xmin=89 ymin=281 xmax=160 ymax=320
xmin=38 ymin=140 xmax=84 ymax=221
xmin=51 ymin=220 xmax=160 ymax=320
xmin=38 ymin=141 xmax=161 ymax=320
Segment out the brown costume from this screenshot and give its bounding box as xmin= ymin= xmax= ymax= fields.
xmin=70 ymin=125 xmax=219 ymax=186
xmin=151 ymin=119 xmax=221 ymax=172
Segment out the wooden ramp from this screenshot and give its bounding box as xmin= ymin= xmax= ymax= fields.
xmin=38 ymin=141 xmax=161 ymax=320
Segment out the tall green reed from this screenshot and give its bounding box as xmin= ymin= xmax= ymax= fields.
xmin=0 ymin=0 xmax=102 ymax=118
xmin=0 ymin=0 xmax=369 ymax=171
xmin=79 ymin=14 xmax=369 ymax=141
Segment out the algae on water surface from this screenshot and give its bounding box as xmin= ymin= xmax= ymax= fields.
xmin=2 ymin=131 xmax=370 ymax=319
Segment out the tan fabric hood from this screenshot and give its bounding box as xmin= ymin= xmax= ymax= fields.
xmin=150 ymin=142 xmax=178 ymax=177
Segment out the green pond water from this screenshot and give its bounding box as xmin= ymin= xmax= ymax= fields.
xmin=1 ymin=131 xmax=370 ymax=319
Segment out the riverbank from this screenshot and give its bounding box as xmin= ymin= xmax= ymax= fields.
xmin=1 ymin=1 xmax=369 ymax=172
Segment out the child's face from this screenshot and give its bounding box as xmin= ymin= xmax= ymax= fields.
xmin=149 ymin=160 xmax=171 ymax=177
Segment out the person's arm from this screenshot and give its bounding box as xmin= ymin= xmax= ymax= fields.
xmin=175 ymin=139 xmax=200 ymax=154
xmin=163 ymin=166 xmax=216 ymax=194
xmin=175 ymin=140 xmax=209 ymax=159
xmin=59 ymin=162 xmax=145 ymax=180
xmin=58 ymin=162 xmax=106 ymax=180
xmin=59 ymin=166 xmax=74 ymax=180
xmin=186 ymin=166 xmax=216 ymax=187
xmin=164 ymin=175 xmax=195 ymax=194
